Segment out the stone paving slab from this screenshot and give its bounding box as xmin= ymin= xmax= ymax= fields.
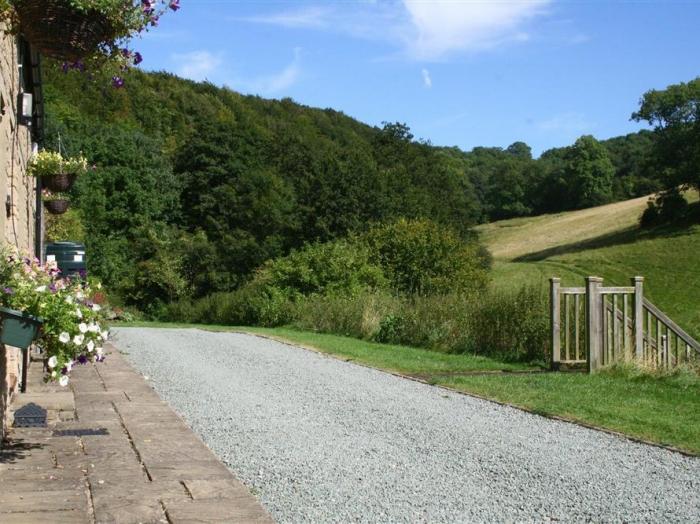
xmin=0 ymin=343 xmax=273 ymax=523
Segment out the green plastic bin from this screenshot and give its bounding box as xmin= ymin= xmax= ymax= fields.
xmin=45 ymin=241 xmax=86 ymax=277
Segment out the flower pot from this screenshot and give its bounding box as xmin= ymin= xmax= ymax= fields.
xmin=41 ymin=173 xmax=77 ymax=192
xmin=15 ymin=0 xmax=114 ymax=61
xmin=44 ymin=199 xmax=70 ymax=215
xmin=0 ymin=307 xmax=42 ymax=350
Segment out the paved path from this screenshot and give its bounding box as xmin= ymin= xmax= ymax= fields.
xmin=0 ymin=343 xmax=272 ymax=523
xmin=114 ymin=328 xmax=700 ymax=523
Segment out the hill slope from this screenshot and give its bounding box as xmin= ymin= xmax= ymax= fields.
xmin=476 ymin=192 xmax=700 ymax=339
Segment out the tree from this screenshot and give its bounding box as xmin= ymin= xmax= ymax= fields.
xmin=564 ymin=135 xmax=614 ymax=209
xmin=632 ymin=77 xmax=700 ymax=194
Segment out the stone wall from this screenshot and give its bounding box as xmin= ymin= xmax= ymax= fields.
xmin=0 ymin=26 xmax=38 ymax=442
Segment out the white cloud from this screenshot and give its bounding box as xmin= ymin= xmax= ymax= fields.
xmin=536 ymin=112 xmax=595 ymax=133
xmin=171 ymin=50 xmax=222 ymax=81
xmin=236 ymin=1 xmax=551 ymax=61
xmin=421 ymin=68 xmax=432 ymax=88
xmin=235 ymin=7 xmax=329 ymax=28
xmin=402 ymin=0 xmax=551 ymax=59
xmin=228 ymin=48 xmax=303 ymax=95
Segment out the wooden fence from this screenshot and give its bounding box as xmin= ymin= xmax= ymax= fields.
xmin=551 ymin=276 xmax=700 ymax=372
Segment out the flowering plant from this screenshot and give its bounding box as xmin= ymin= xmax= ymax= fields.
xmin=0 ymin=0 xmax=180 ymax=87
xmin=28 ymin=151 xmax=89 ymax=177
xmin=0 ymin=246 xmax=108 ymax=387
xmin=42 ymin=189 xmax=70 ymax=202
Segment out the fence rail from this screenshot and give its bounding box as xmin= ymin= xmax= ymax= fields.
xmin=551 ymin=276 xmax=699 ymax=373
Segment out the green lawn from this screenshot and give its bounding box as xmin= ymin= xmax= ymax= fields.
xmin=116 ymin=322 xmax=700 ymax=454
xmin=440 ymin=369 xmax=700 ymax=454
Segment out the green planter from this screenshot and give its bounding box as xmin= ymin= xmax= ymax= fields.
xmin=0 ymin=307 xmax=43 ymax=349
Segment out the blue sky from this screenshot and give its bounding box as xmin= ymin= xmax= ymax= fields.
xmin=137 ymin=1 xmax=699 ymax=156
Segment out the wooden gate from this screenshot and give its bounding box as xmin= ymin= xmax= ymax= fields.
xmin=550 ymin=276 xmax=700 ymax=372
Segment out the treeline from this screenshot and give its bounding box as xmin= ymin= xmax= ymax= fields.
xmin=42 ymin=66 xmax=662 ymax=308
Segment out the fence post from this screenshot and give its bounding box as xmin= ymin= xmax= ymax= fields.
xmin=550 ymin=278 xmax=561 ymax=370
xmin=632 ymin=276 xmax=644 ymax=361
xmin=586 ymin=277 xmax=603 ymax=373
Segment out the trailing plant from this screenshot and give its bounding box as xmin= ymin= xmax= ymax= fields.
xmin=0 ymin=246 xmax=108 ymax=387
xmin=0 ymin=0 xmax=180 ymax=86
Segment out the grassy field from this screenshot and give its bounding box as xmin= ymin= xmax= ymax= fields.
xmin=116 ymin=322 xmax=700 ymax=454
xmin=476 ymin=191 xmax=700 ymax=339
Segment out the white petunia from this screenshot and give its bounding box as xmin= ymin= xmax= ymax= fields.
xmin=75 ymin=308 xmax=83 ymax=319
xmin=51 ymin=370 xmax=57 ymax=378
xmin=79 ymin=322 xmax=88 ymax=333
xmin=88 ymin=323 xmax=99 ymax=333
xmin=35 ymin=285 xmax=47 ymax=292
xmin=66 ymin=360 xmax=73 ymax=372
xmin=92 ymin=304 xmax=102 ymax=312
xmin=87 ymin=340 xmax=95 ymax=352
xmin=59 ymin=375 xmax=69 ymax=387
xmin=76 ymin=290 xmax=84 ymax=300
xmin=101 ymin=330 xmax=109 ymax=341
xmin=59 ymin=332 xmax=70 ymax=344
xmin=48 ymin=356 xmax=58 ymax=369
xmin=73 ymin=334 xmax=84 ymax=346
xmin=96 ymin=347 xmax=103 ymax=356
xmin=65 ymin=295 xmax=74 ymax=304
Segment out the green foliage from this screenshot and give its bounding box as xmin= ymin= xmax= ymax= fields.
xmin=633 ymin=77 xmax=700 ymax=222
xmin=289 ymin=286 xmax=548 ymax=362
xmin=252 ymin=239 xmax=387 ymax=300
xmin=362 ymin=218 xmax=490 ymax=295
xmin=564 ymin=135 xmax=615 ymax=208
xmin=45 ymin=208 xmax=85 ymax=243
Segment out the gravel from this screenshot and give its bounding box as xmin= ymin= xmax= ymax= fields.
xmin=113 ymin=327 xmax=700 ymax=523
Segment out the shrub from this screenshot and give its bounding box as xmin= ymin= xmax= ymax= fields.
xmin=640 ymin=188 xmax=691 ymax=227
xmin=252 ymin=238 xmax=387 ymax=300
xmin=361 ymin=218 xmax=490 ymax=295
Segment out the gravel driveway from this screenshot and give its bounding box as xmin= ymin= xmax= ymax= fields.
xmin=112 ymin=328 xmax=699 ymax=523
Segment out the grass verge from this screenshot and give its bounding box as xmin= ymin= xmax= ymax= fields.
xmin=114 ymin=321 xmax=700 ymax=454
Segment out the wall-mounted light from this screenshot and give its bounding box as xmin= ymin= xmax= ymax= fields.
xmin=18 ymin=91 xmax=32 ymax=126
xmin=5 ymin=195 xmax=11 ymax=218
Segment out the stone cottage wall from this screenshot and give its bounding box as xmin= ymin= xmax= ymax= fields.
xmin=0 ymin=25 xmax=38 ymax=442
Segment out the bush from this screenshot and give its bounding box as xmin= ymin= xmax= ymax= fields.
xmin=361 ymin=218 xmax=490 ymax=295
xmin=252 ymin=238 xmax=387 ymax=300
xmin=640 ymin=188 xmax=691 ymax=227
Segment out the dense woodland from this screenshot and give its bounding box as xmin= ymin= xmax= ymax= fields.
xmin=43 ymin=66 xmax=689 ymax=312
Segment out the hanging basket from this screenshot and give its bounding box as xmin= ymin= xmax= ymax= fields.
xmin=0 ymin=307 xmax=42 ymax=350
xmin=44 ymin=199 xmax=71 ymax=215
xmin=41 ymin=173 xmax=77 ymax=192
xmin=15 ymin=0 xmax=115 ymax=61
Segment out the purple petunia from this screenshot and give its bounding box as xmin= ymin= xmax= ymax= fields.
xmin=78 ymin=355 xmax=88 ymax=365
xmin=111 ymin=76 xmax=125 ymax=88
xmin=169 ymin=0 xmax=180 ymax=11
xmin=2 ymin=287 xmax=13 ymax=294
xmin=133 ymin=52 xmax=143 ymax=65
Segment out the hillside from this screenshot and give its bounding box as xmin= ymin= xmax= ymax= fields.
xmin=477 ymin=192 xmax=700 ymax=339
xmin=43 ymin=66 xmax=662 ymax=308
